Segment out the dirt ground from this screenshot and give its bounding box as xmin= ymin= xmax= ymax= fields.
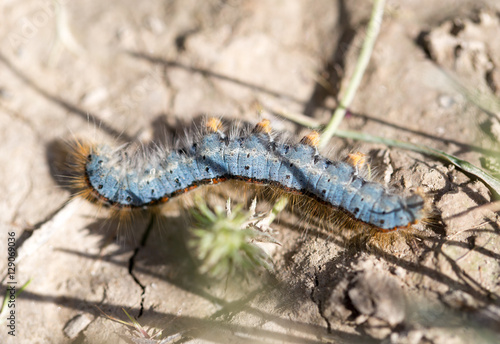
xmin=1 ymin=0 xmax=500 ymax=343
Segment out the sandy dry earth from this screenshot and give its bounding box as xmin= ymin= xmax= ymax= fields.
xmin=1 ymin=0 xmax=500 ymax=343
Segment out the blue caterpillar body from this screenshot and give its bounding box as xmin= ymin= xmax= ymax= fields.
xmin=85 ymin=119 xmax=424 ymax=230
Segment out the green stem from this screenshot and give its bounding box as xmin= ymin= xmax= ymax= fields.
xmin=336 ymin=129 xmax=500 ymax=196
xmin=319 ymin=0 xmax=386 ymax=149
xmin=0 ymin=279 xmax=32 ymax=325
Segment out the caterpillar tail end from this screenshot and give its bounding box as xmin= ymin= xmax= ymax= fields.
xmin=64 ymin=140 xmax=103 ymax=206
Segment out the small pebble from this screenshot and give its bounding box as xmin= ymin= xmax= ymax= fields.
xmin=63 ymin=314 xmax=93 ymax=339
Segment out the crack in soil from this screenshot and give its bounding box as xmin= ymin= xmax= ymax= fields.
xmin=14 ymin=200 xmax=71 ymax=250
xmin=128 ymin=214 xmax=155 ymax=318
xmin=311 ymin=272 xmax=332 ymax=333
xmin=128 ymin=246 xmax=146 ymax=318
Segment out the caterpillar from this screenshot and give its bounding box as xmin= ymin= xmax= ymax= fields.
xmin=69 ymin=118 xmax=425 ymax=232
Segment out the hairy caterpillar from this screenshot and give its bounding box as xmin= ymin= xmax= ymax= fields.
xmin=66 ymin=118 xmax=426 ymax=232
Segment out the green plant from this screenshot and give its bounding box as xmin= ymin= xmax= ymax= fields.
xmin=189 ymin=196 xmax=286 ymax=278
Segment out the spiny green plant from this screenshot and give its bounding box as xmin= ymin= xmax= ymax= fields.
xmin=188 ymin=196 xmax=286 ymax=279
